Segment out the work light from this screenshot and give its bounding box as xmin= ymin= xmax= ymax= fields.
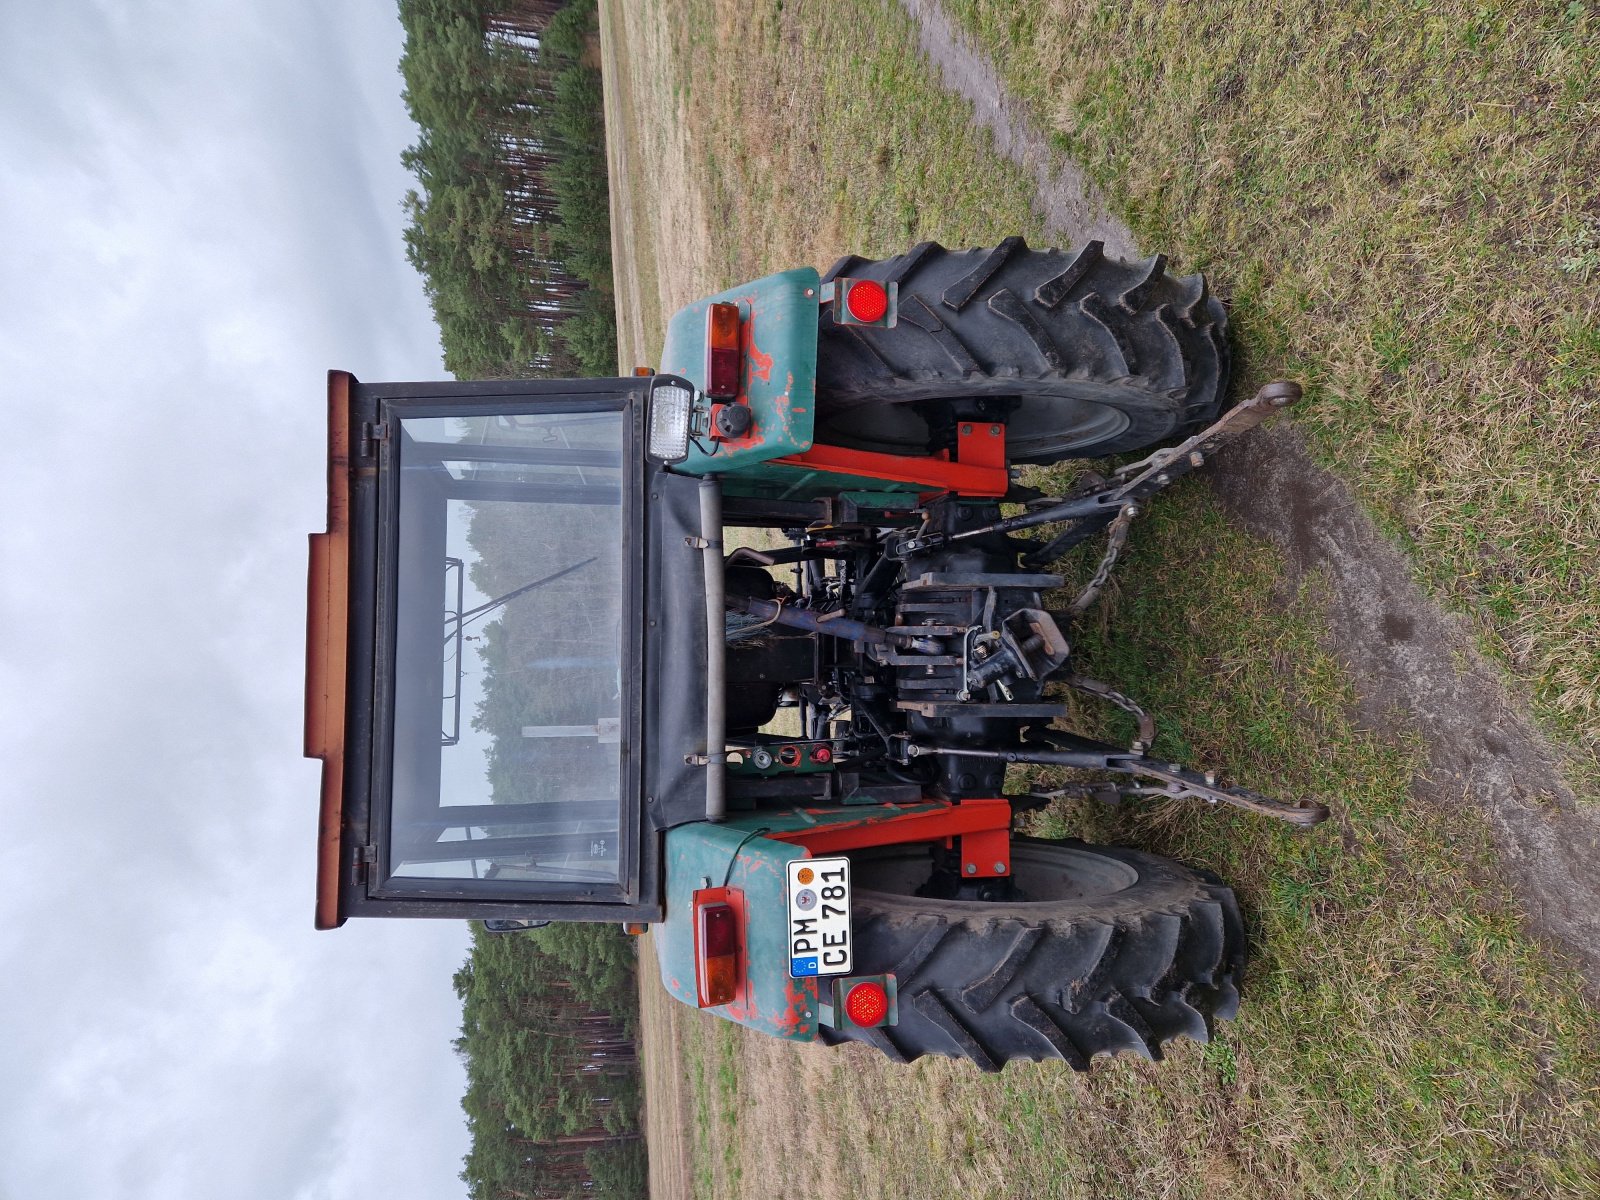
xmin=646 ymin=374 xmax=697 ymax=463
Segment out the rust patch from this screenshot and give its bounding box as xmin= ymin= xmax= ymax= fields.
xmin=777 ymin=975 xmax=813 ymax=1036
xmin=744 ymin=325 xmax=774 ymax=384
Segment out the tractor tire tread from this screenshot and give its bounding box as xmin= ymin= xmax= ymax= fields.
xmin=814 ymin=241 xmax=1230 ymax=461
xmin=824 ymin=839 xmax=1244 ymax=1071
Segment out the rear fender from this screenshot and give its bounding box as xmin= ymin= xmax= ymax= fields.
xmin=660 ymin=267 xmax=819 ymax=475
xmin=657 ymin=823 xmax=819 ymax=1041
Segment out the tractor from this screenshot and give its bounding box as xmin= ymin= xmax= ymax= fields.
xmin=305 ymin=239 xmax=1327 ymax=1070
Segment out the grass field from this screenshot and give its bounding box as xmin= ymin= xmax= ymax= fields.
xmin=943 ymin=0 xmax=1600 ymax=777
xmin=600 ymin=1 xmax=1600 ymax=1196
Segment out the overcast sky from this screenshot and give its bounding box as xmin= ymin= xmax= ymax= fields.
xmin=1 ymin=3 xmax=475 ymax=1197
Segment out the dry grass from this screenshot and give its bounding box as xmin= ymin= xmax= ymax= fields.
xmin=597 ymin=0 xmax=718 ymax=369
xmin=600 ymin=1 xmax=1600 ymax=1195
xmin=636 ymin=934 xmax=697 ymax=1200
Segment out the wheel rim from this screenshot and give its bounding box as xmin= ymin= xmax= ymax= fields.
xmin=851 ymin=842 xmax=1139 ymax=905
xmin=1006 ymin=389 xmax=1132 ymax=459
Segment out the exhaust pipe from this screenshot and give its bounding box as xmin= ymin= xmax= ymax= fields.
xmin=699 ymin=476 xmax=726 ymax=822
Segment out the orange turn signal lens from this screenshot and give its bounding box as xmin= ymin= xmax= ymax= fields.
xmin=702 ymin=955 xmax=738 ymax=1007
xmin=708 ymin=302 xmax=740 ymax=350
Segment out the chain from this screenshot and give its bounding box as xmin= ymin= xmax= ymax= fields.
xmin=1068 ymin=503 xmax=1138 ymax=616
xmin=1062 ymin=674 xmax=1157 ymax=752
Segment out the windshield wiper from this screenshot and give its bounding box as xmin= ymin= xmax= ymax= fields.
xmin=441 ymin=555 xmax=599 ymax=746
xmin=446 ymin=555 xmax=599 ymax=642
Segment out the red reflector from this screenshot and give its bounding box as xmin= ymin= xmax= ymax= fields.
xmin=810 ymin=745 xmax=832 ymax=764
xmin=845 ymin=279 xmax=888 ymax=323
xmin=845 ymin=981 xmax=889 ymax=1026
xmin=707 ymin=349 xmax=739 ymax=398
xmin=701 ymin=903 xmax=737 ymax=957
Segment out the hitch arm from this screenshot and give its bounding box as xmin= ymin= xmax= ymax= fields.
xmin=903 ymin=733 xmax=1330 ymax=827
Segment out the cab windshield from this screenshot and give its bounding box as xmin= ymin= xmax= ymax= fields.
xmin=386 ymin=408 xmax=627 ymax=889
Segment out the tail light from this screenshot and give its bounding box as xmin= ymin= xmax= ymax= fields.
xmin=693 ymin=887 xmax=742 ymax=1008
xmin=706 ymin=302 xmax=741 ymax=398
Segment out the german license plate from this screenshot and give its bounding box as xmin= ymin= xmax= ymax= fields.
xmin=785 ymin=857 xmax=852 ymax=978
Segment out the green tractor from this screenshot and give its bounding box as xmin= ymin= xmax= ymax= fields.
xmin=306 ymin=239 xmax=1326 ymax=1070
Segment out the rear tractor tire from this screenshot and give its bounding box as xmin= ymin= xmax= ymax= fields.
xmin=815 ymin=238 xmax=1230 ymax=463
xmin=820 ymin=839 xmax=1245 ymax=1071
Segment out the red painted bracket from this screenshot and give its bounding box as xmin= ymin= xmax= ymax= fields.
xmin=774 ymin=424 xmax=1009 ymax=498
xmin=955 ymin=420 xmax=1006 ymax=472
xmin=769 ymin=798 xmax=1012 ymax=876
xmin=958 ymin=826 xmax=1011 ymax=878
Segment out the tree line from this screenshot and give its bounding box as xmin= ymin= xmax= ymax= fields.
xmin=399 ymin=0 xmax=616 ymax=378
xmin=456 ymin=923 xmax=645 ymax=1199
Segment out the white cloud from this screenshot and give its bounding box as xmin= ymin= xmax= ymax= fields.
xmin=0 ymin=2 xmax=469 ymax=1197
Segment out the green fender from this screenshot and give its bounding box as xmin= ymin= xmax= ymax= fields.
xmin=660 ymin=267 xmax=820 ymax=476
xmin=657 ymin=821 xmax=820 ymax=1041
xmin=656 ymin=802 xmax=955 ymax=1038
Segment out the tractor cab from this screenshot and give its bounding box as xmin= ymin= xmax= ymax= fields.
xmin=306 ymin=371 xmax=712 ymax=929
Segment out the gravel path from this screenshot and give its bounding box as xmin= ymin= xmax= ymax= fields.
xmin=900 ymin=0 xmax=1600 ymax=990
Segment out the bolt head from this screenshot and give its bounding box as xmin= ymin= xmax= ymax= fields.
xmin=993 ymin=861 xmax=1006 ymax=873
xmin=989 ymin=424 xmax=1001 ymax=435
xmin=965 ymin=863 xmax=977 ymax=875
xmin=961 ymin=424 xmax=972 ymax=434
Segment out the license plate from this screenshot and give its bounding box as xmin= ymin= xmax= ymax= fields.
xmin=785 ymin=857 xmax=852 ymax=978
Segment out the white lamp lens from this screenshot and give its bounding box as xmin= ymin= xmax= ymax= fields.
xmin=648 ymin=383 xmax=693 ymax=462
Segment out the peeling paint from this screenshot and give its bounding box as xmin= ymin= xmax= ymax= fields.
xmin=745 ymin=332 xmax=774 ymax=384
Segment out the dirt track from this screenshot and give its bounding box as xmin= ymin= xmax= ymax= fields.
xmin=899 ymin=0 xmax=1600 ymax=988
xmin=635 ymin=936 xmax=695 ymax=1200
